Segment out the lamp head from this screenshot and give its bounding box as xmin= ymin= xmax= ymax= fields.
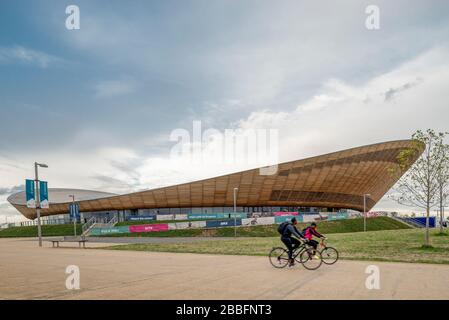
xmin=36 ymin=163 xmax=48 ymax=168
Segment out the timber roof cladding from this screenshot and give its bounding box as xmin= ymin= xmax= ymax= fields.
xmin=10 ymin=140 xmax=423 ymax=219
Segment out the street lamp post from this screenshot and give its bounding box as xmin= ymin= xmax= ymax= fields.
xmin=233 ymin=187 xmax=238 ymax=237
xmin=69 ymin=194 xmax=76 ymax=236
xmin=363 ymin=193 xmax=371 ymax=232
xmin=34 ymin=162 xmax=48 ymax=247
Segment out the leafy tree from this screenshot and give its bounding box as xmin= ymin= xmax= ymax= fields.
xmin=389 ymin=129 xmax=447 ymax=246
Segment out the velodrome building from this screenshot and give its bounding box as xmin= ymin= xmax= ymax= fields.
xmin=8 ymin=140 xmax=423 ymax=223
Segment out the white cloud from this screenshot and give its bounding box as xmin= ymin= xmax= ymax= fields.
xmin=237 ymin=45 xmax=449 ymax=158
xmin=0 ymin=46 xmax=62 ymax=68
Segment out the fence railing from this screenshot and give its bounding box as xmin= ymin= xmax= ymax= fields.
xmin=107 ymin=215 xmax=118 ymax=227
xmin=81 ymin=217 xmax=97 ymax=236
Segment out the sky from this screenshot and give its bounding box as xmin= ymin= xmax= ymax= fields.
xmin=1 ymin=0 xmax=449 ymax=222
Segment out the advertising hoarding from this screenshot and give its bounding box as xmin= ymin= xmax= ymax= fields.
xmin=128 ymin=215 xmax=156 ymax=221
xmin=205 ymin=219 xmax=242 ymax=228
xmin=129 ymin=223 xmax=169 ymax=233
xmin=273 ymin=212 xmax=298 ymax=217
xmin=90 ymin=226 xmax=130 ymax=235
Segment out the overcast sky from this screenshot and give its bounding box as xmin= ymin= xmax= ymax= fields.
xmin=1 ymin=0 xmax=449 ymax=222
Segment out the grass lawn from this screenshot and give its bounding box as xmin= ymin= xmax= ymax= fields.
xmin=0 ymin=224 xmax=82 ymax=237
xmin=106 ymin=229 xmax=449 ymax=265
xmin=102 ymin=216 xmax=409 ymax=237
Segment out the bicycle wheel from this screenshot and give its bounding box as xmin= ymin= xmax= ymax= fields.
xmin=320 ymin=247 xmax=339 ymax=265
xmin=299 ymin=249 xmax=323 ymax=270
xmin=269 ymin=247 xmax=289 ymax=268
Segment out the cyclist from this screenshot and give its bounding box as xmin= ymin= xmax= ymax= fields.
xmin=280 ymin=217 xmax=306 ymax=267
xmin=303 ymin=222 xmax=326 ymax=254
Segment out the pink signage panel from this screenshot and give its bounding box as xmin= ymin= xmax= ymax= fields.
xmin=273 ymin=212 xmax=299 ymax=217
xmin=129 ymin=223 xmax=169 ymax=233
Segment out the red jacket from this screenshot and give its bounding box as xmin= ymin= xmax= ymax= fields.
xmin=303 ymin=226 xmax=323 ymax=240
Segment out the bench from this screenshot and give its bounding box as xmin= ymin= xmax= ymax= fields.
xmin=50 ymin=237 xmax=88 ymax=248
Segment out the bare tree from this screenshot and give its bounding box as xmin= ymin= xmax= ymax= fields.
xmin=389 ymin=129 xmax=447 ymax=246
xmin=436 ymin=141 xmax=449 ymax=233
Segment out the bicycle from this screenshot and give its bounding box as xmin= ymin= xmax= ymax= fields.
xmin=319 ymin=238 xmax=339 ymax=265
xmin=268 ymin=241 xmax=323 ymax=270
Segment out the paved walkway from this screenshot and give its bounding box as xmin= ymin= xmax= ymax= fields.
xmin=1 ymin=238 xmax=448 ymax=299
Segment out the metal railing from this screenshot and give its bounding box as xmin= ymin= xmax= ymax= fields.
xmin=81 ymin=217 xmax=97 ymax=236
xmin=405 ymin=217 xmax=429 ymax=228
xmin=397 ymin=217 xmax=428 ymax=228
xmin=107 ymin=215 xmax=118 ymax=227
xmin=81 ymin=215 xmax=119 ymax=236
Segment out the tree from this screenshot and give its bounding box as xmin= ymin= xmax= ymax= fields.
xmin=436 ymin=141 xmax=449 ymax=233
xmin=389 ymin=129 xmax=447 ymax=246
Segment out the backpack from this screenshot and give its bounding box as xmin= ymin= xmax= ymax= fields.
xmin=277 ymin=221 xmax=290 ymax=235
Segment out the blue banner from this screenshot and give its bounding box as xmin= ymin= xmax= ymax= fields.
xmin=205 ymin=219 xmax=242 ymax=228
xmin=411 ymin=217 xmax=436 ymax=228
xmin=39 ymin=181 xmax=49 ymax=209
xmin=188 ymin=213 xmax=248 ymax=220
xmin=25 ymin=179 xmax=36 ymax=208
xmin=69 ymin=203 xmax=80 ymax=222
xmin=128 ymin=215 xmax=156 ymax=221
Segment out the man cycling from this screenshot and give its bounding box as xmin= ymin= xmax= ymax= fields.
xmin=303 ymin=222 xmax=326 ymax=253
xmin=280 ymin=217 xmax=306 ymax=267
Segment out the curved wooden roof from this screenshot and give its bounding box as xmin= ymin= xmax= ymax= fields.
xmin=9 ymin=140 xmax=423 ymax=219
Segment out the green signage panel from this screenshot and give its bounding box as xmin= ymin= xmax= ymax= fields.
xmin=25 ymin=179 xmax=36 ymax=208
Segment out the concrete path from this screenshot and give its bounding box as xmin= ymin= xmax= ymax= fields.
xmin=1 ymin=238 xmax=448 ymax=300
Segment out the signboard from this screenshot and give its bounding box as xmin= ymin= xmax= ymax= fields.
xmin=156 ymin=214 xmax=174 ymax=221
xmin=273 ymin=212 xmax=299 ymax=217
xmin=187 ymin=213 xmax=248 ymax=220
xmin=25 ymin=179 xmax=36 ymax=208
xmin=409 ymin=217 xmax=436 ymax=228
xmin=129 ymin=223 xmax=169 ymax=233
xmin=327 ymin=212 xmax=348 ymax=221
xmin=366 ymin=212 xmax=381 ymax=218
xmin=205 ymin=219 xmax=242 ymax=228
xmin=169 ymin=221 xmax=206 ymax=230
xmin=218 ymin=213 xmax=248 ymax=219
xmin=274 ymin=215 xmax=296 ymax=224
xmin=300 ymin=214 xmax=321 ymax=223
xmin=69 ymin=203 xmax=80 ymax=221
xmin=241 ymin=216 xmax=275 ymax=226
xmin=187 ymin=213 xmax=218 ymax=220
xmin=39 ymin=181 xmax=49 ymax=209
xmin=127 ymin=215 xmax=156 ymax=221
xmin=90 ymin=226 xmax=130 ymax=235
xmin=189 ymin=221 xmax=206 ymax=228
